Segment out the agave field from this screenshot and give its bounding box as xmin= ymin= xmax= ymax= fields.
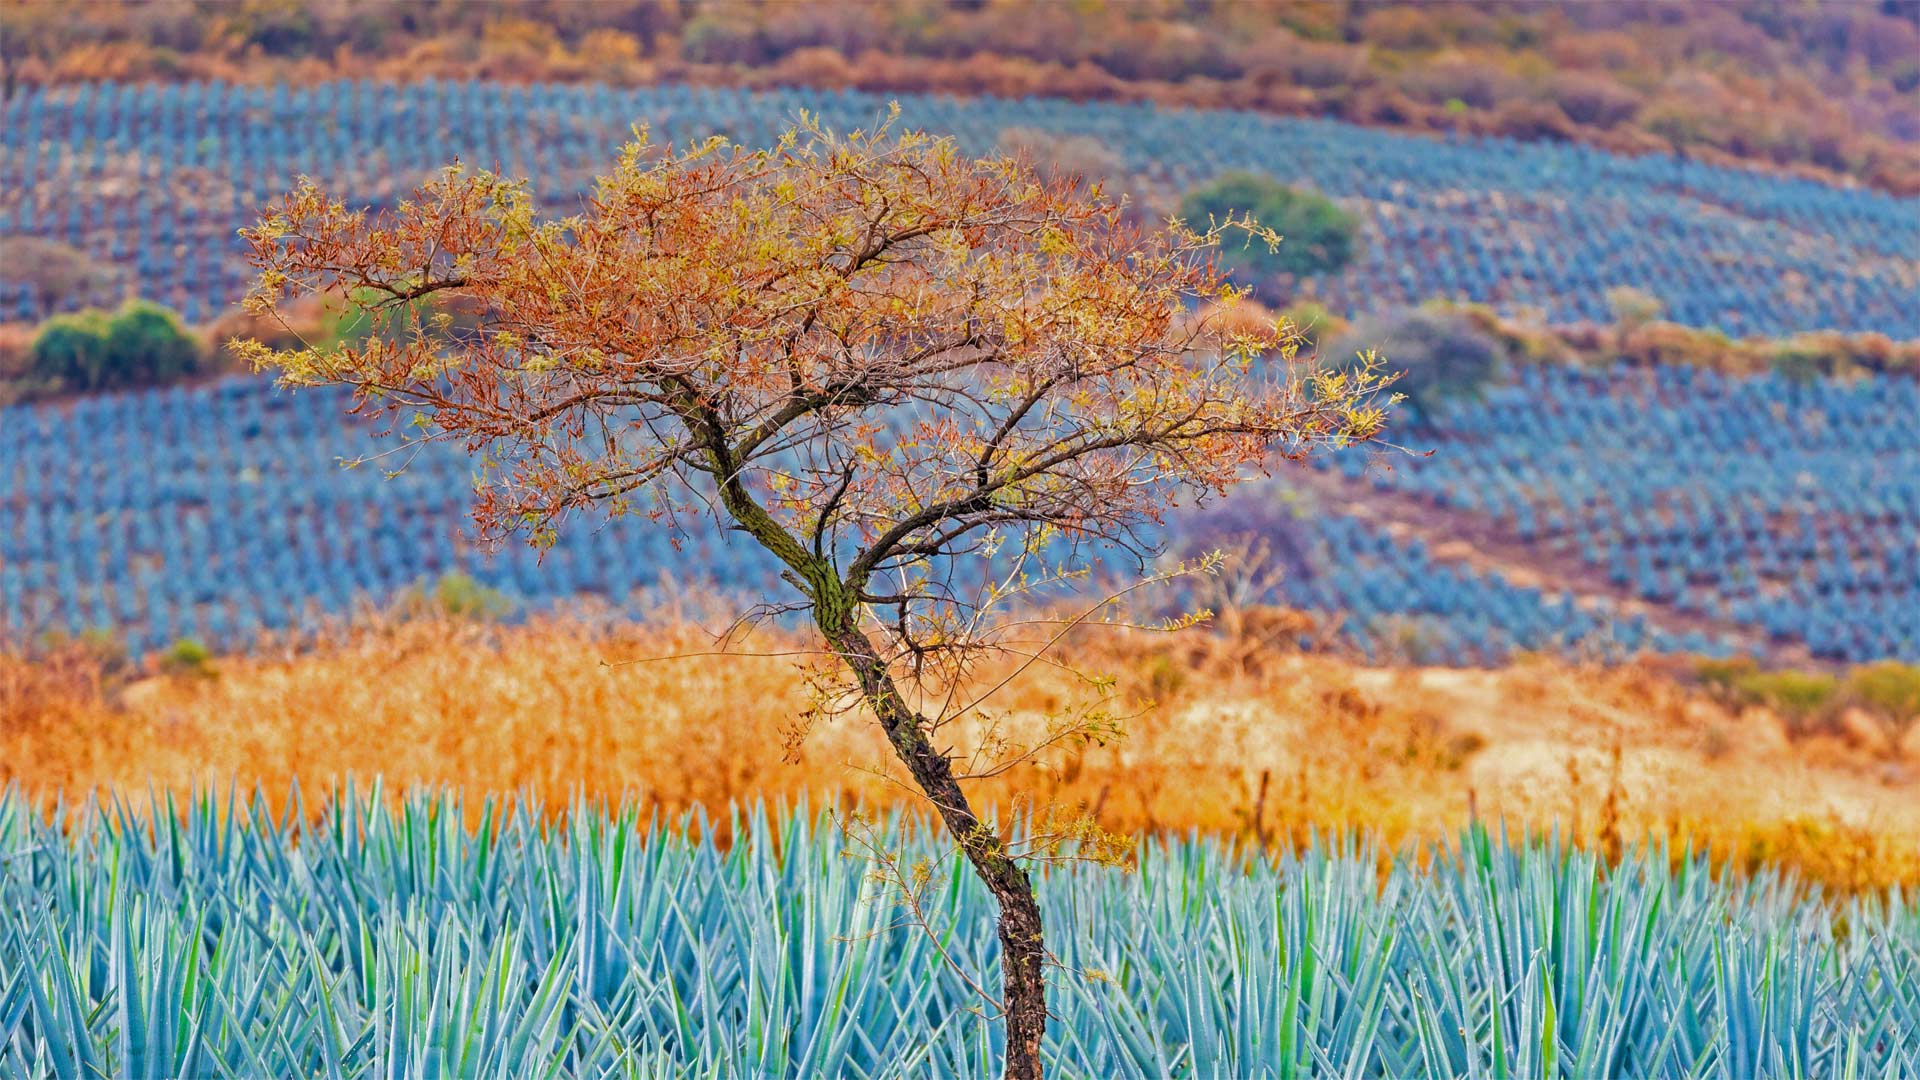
xmin=3 ymin=80 xmax=1916 ymax=336
xmin=11 ymin=359 xmax=1919 ymax=665
xmin=0 ymin=788 xmax=1913 ymax=1077
xmin=4 ymin=49 xmax=1918 ymax=1080
xmin=1303 ymin=364 xmax=1920 ymax=664
xmin=5 ymin=77 xmax=1919 ymax=667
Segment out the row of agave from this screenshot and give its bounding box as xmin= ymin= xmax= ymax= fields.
xmin=0 ymin=785 xmax=1914 ymax=1077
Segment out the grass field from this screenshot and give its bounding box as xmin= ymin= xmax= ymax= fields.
xmin=2 ymin=786 xmax=1915 ymax=1077
xmin=7 ymin=609 xmax=1918 ymax=896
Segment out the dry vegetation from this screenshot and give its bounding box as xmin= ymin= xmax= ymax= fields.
xmin=2 ymin=0 xmax=1915 ymax=194
xmin=7 ymin=606 xmax=1917 ymax=893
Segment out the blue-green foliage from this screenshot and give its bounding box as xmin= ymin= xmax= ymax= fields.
xmin=1 ymin=787 xmax=1914 ymax=1077
xmin=4 ymin=81 xmax=1916 ymax=338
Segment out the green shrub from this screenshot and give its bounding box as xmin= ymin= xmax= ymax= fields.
xmin=1730 ymin=670 xmax=1838 ymax=724
xmin=1771 ymin=341 xmax=1837 ymax=382
xmin=105 ymin=300 xmax=203 ymax=384
xmin=402 ymin=573 xmax=514 ymax=621
xmin=160 ymin=638 xmax=216 ymax=678
xmin=1845 ymin=662 xmax=1920 ymax=729
xmin=1693 ymin=655 xmax=1760 ymax=694
xmin=29 ymin=310 xmax=113 ymax=390
xmin=1179 ymin=171 xmax=1358 ymax=283
xmin=28 ymin=301 xmax=202 ymax=392
xmin=1279 ymin=301 xmax=1347 ymax=350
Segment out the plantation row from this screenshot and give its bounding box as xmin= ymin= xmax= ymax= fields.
xmin=0 ymin=378 xmax=774 ymax=656
xmin=1263 ymin=515 xmax=1727 ymax=666
xmin=2 ymin=80 xmax=1916 ymax=337
xmin=1 ymin=790 xmax=1914 ymax=1076
xmin=6 ymin=353 xmax=1907 ymax=668
xmin=1316 ymin=364 xmax=1920 ymax=663
xmin=1 ymin=371 xmax=1747 ymax=665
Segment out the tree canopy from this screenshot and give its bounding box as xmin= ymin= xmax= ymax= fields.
xmin=240 ymin=119 xmax=1388 ymax=587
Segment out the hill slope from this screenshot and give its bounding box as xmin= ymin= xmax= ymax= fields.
xmin=3 ymin=0 xmax=1917 ymax=193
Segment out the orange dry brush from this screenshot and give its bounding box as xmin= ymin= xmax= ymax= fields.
xmin=233 ymin=116 xmax=1390 ymax=550
xmin=4 ymin=612 xmax=1916 ymax=895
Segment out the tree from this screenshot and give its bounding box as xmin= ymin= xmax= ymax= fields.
xmin=235 ymin=115 xmax=1392 ymax=1078
xmin=1179 ymin=171 xmax=1359 ymax=290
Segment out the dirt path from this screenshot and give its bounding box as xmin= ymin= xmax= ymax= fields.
xmin=1287 ymin=468 xmax=1821 ymax=668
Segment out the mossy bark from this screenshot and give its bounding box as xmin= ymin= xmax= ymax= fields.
xmin=714 ymin=452 xmax=1049 ymax=1078
xmin=816 ymin=601 xmax=1049 ymax=1080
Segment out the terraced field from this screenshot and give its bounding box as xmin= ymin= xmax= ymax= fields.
xmin=3 ymin=80 xmax=1915 ymax=336
xmin=2 ymin=79 xmax=1917 ymax=667
xmin=6 ymin=361 xmax=1917 ymax=665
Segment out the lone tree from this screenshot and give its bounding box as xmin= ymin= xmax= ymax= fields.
xmin=237 ymin=113 xmax=1391 ymax=1078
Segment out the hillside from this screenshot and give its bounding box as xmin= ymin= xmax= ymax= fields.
xmin=2 ymin=0 xmax=1917 ymax=194
xmin=0 ymin=30 xmax=1916 ymax=1070
xmin=4 ymin=81 xmax=1915 ymax=334
xmin=8 ymin=351 xmax=1916 ymax=668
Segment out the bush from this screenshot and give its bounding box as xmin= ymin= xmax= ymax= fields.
xmin=998 ymin=127 xmax=1124 ymax=191
xmin=160 ymin=638 xmax=216 ymax=678
xmin=1489 ymin=100 xmax=1577 ymax=142
xmin=29 ymin=310 xmax=112 ymax=390
xmin=1693 ymin=656 xmax=1759 ymax=694
xmin=1844 ymin=662 xmax=1920 ymax=730
xmin=1398 ymin=58 xmax=1522 ymax=111
xmin=401 ymin=573 xmax=514 ymax=622
xmin=999 ymin=126 xmax=1162 ymax=226
xmin=1697 ymin=659 xmax=1919 ymax=737
xmin=1328 ymin=307 xmax=1502 ymax=418
xmin=1731 ymin=670 xmax=1838 ymax=725
xmin=1547 ymin=72 xmax=1643 ymax=129
xmin=28 ymin=301 xmax=201 ymax=393
xmin=1279 ymin=301 xmax=1347 ymax=350
xmin=1179 ymin=171 xmax=1358 ymax=285
xmin=4 ymin=237 xmax=116 ymax=318
xmin=105 ymin=301 xmax=203 ymax=384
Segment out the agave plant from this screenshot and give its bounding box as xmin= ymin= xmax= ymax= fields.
xmin=0 ymin=786 xmax=1913 ymax=1077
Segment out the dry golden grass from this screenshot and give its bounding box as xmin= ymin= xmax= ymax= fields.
xmin=5 ymin=610 xmax=1917 ymax=892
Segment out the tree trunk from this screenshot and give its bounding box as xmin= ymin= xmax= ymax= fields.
xmin=822 ymin=621 xmax=1048 ymax=1079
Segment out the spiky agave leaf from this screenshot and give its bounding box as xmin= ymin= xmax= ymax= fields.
xmin=0 ymin=786 xmax=1912 ymax=1077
